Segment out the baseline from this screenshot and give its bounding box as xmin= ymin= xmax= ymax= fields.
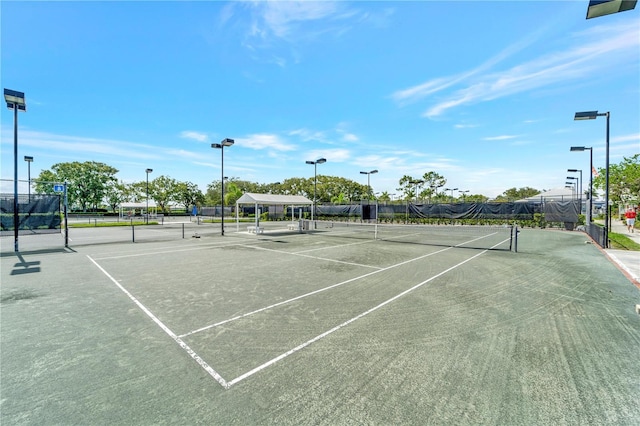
xmin=86 ymin=255 xmax=231 ymax=389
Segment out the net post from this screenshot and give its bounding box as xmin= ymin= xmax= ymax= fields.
xmin=182 ymin=223 xmax=185 ymax=239
xmin=509 ymin=225 xmax=513 ymax=252
xmin=514 ymin=225 xmax=518 ymax=252
xmin=132 ymin=224 xmax=135 ymax=243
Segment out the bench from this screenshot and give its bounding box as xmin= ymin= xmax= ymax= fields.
xmin=287 ymin=223 xmax=299 ymax=231
xmin=247 ymin=226 xmax=264 ymax=234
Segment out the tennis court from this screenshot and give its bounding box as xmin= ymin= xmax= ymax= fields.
xmin=1 ymin=223 xmax=639 ymax=424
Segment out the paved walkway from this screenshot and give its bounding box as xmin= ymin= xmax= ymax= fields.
xmin=602 ymin=218 xmax=640 ymax=287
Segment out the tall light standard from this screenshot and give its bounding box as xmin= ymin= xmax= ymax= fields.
xmin=359 ymin=169 xmax=378 ymax=199
xmin=24 ymin=156 xmax=33 ymax=202
xmin=409 ymin=180 xmax=424 ymax=202
xmin=565 ymin=179 xmax=578 ymax=199
xmin=574 ymin=110 xmax=609 ymax=247
xmin=460 ymin=189 xmax=470 ymax=202
xmin=305 ymin=158 xmax=326 ymax=221
xmin=444 ymin=187 xmax=458 ymax=202
xmin=570 ymin=146 xmax=593 ymax=223
xmin=567 ymin=170 xmax=582 ymax=213
xmin=567 ymin=176 xmax=582 ymax=199
xmin=5 ymin=89 xmax=26 ymax=252
xmin=212 ymin=138 xmax=234 ymax=235
xmin=145 ymin=168 xmax=153 ymax=224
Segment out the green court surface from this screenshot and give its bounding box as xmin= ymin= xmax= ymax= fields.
xmin=1 ymin=225 xmax=639 ymax=425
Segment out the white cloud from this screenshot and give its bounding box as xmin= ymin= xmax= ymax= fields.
xmin=257 ymin=1 xmax=342 ymax=39
xmin=392 ymin=18 xmax=639 ymax=118
xmin=237 ymin=133 xmax=297 ymax=151
xmin=307 ymin=148 xmax=350 ymax=163
xmin=483 ymin=135 xmax=519 ymax=141
xmin=289 ymin=128 xmax=327 ymax=142
xmin=342 ymin=133 xmax=358 ymax=142
xmin=180 ymin=131 xmax=209 ymax=142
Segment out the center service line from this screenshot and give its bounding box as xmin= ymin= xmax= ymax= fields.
xmin=226 ymin=238 xmax=509 ymax=388
xmin=86 ymin=255 xmax=230 ymax=389
xmin=179 ymin=245 xmax=454 ymax=338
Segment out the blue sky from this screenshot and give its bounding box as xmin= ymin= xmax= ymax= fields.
xmin=1 ymin=1 xmax=638 ymax=199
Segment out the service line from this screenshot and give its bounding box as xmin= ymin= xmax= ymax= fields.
xmin=87 ymin=255 xmax=231 ymax=389
xmin=226 ymin=238 xmax=509 ymax=388
xmin=179 ymin=245 xmax=453 ymax=338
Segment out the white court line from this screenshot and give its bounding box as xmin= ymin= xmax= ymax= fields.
xmin=294 ymin=239 xmax=373 ymax=254
xmin=91 ymin=238 xmax=274 ymax=260
xmin=179 ymin=246 xmax=453 ymax=338
xmin=239 ymin=244 xmax=383 ymax=270
xmin=86 ymin=255 xmax=230 ymax=389
xmin=226 ymin=237 xmax=510 ymax=388
xmin=179 ymin=231 xmax=506 ymax=338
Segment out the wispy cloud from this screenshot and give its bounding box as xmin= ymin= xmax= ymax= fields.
xmin=232 ymin=1 xmax=373 ymax=66
xmin=289 ymin=128 xmax=327 ymax=142
xmin=307 ymin=148 xmax=350 ymax=163
xmin=238 ymin=133 xmax=297 ymax=151
xmin=13 ymin=130 xmax=163 ymax=161
xmin=483 ymin=135 xmax=519 ymax=141
xmin=342 ymin=133 xmax=358 ymax=142
xmin=180 ymin=131 xmax=209 ymax=143
xmin=392 ymin=19 xmax=639 ymax=118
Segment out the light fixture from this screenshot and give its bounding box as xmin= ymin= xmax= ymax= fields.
xmin=306 ymin=158 xmax=327 ymax=221
xmin=5 ymin=88 xmax=26 ymax=252
xmin=212 ymin=139 xmax=234 ymax=235
xmin=574 ymin=110 xmax=609 ymax=246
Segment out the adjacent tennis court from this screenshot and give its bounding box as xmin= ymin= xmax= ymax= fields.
xmin=1 ymin=223 xmax=639 ymax=424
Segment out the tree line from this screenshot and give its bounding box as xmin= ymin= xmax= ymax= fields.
xmin=30 ymin=157 xmax=638 ymax=213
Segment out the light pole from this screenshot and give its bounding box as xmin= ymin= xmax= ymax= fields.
xmin=566 ymin=176 xmax=579 ymax=199
xmin=565 ymin=179 xmax=578 ymax=199
xmin=567 ymin=169 xmax=582 ymax=203
xmin=409 ymin=180 xmax=424 ymax=202
xmin=444 ymin=187 xmax=458 ymax=202
xmin=460 ymin=190 xmax=470 ymax=202
xmin=570 ymin=147 xmax=593 ymax=223
xmin=5 ymin=89 xmax=26 ymax=252
xmin=359 ymin=169 xmax=378 ymax=200
xmin=305 ymin=158 xmax=326 ymax=221
xmin=145 ymin=168 xmax=153 ymax=224
xmin=24 ymin=156 xmax=33 ymax=202
xmin=212 ymin=138 xmax=234 ymax=236
xmin=574 ymin=110 xmax=609 ymax=247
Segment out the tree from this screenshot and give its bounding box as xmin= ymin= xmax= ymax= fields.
xmin=494 ymin=187 xmax=539 ymax=202
xmin=33 ymin=161 xmax=118 ymax=211
xmin=104 ymin=181 xmax=129 ymax=213
xmin=224 ymin=182 xmax=243 ymax=206
xmin=175 ymin=181 xmax=205 ymax=211
xmin=593 ymin=154 xmax=640 ymax=203
xmin=397 ymin=172 xmax=447 ymax=202
xmin=331 ymin=193 xmax=348 ymax=204
xmin=378 ymin=192 xmax=392 ymax=202
xmin=397 ymin=175 xmax=421 ymax=200
xmin=464 ymin=193 xmax=490 ymax=203
xmin=32 ymin=170 xmax=59 ymax=194
xmin=148 ymin=175 xmax=178 ymax=212
xmin=421 ymin=171 xmax=446 ymax=201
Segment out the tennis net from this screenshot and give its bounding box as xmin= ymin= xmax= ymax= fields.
xmin=305 ymin=220 xmax=516 ymax=251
